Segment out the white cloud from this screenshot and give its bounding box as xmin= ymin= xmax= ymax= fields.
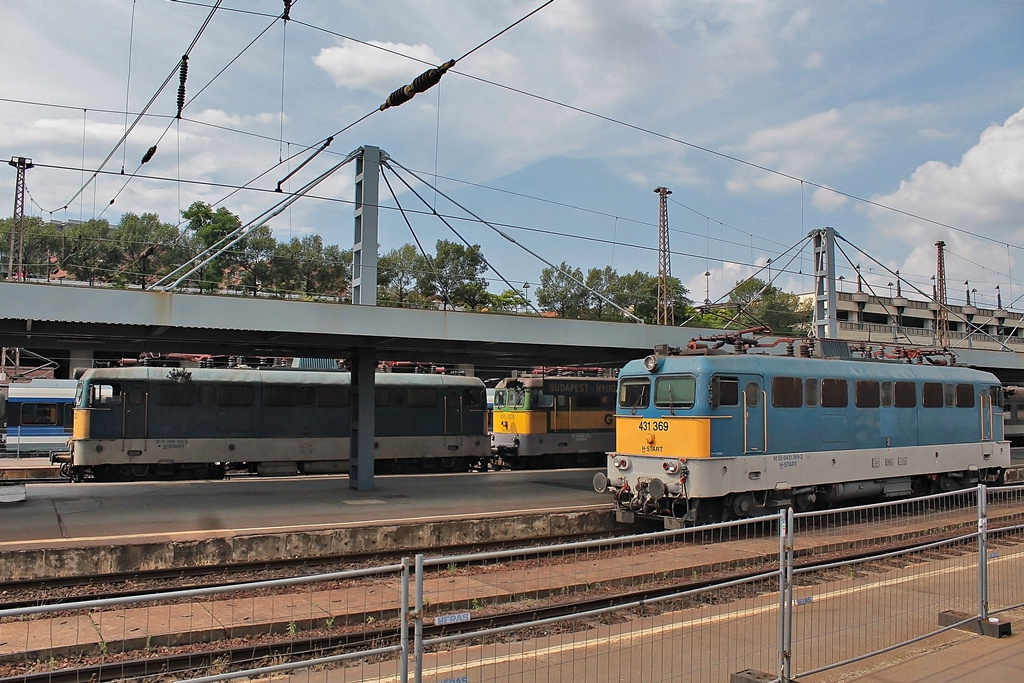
xmin=726 ymin=109 xmax=867 ymax=193
xmin=812 ymin=186 xmax=847 ymax=211
xmin=313 ymin=40 xmax=442 ymax=92
xmin=804 ymin=51 xmax=823 ymax=69
xmin=873 ymin=106 xmax=1024 ymax=287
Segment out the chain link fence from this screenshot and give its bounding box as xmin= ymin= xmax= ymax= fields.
xmin=2 ymin=484 xmax=1021 ymax=682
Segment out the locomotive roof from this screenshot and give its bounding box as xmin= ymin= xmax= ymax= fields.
xmin=620 ymin=352 xmax=1000 ymax=384
xmin=77 ymin=366 xmax=484 ymax=387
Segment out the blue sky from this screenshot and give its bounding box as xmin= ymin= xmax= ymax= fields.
xmin=2 ymin=0 xmax=1023 ymax=310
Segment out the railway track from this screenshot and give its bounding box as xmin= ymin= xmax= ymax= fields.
xmin=5 ymin=522 xmax=1021 ymax=683
xmin=4 ymin=498 xmax=1024 ymax=683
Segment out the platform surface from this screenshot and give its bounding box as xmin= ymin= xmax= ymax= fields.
xmin=0 ymin=467 xmax=607 ymax=547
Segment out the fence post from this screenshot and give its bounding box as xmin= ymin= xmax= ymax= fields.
xmin=401 ymin=556 xmax=410 ymax=683
xmin=415 ymin=553 xmax=424 ymax=683
xmin=778 ymin=508 xmax=794 ymax=682
xmin=978 ymin=484 xmax=989 ymax=621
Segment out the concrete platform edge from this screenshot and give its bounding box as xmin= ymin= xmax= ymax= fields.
xmin=3 ymin=508 xmax=622 ymax=581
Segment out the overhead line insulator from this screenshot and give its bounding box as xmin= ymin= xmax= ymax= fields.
xmin=380 ymin=59 xmax=456 ymax=111
xmin=141 ymin=145 xmax=157 ymax=164
xmin=176 ymin=55 xmax=189 ymax=119
xmin=282 ymin=0 xmax=292 ymax=20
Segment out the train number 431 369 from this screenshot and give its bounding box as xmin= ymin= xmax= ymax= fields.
xmin=637 ymin=420 xmax=670 ymax=432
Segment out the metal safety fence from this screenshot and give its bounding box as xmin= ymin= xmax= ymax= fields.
xmin=2 ymin=483 xmax=1022 ymax=682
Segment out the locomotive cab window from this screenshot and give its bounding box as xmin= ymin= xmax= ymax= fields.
xmin=494 ymin=390 xmax=507 ymax=408
xmin=745 ymin=382 xmax=760 ymax=407
xmin=771 ymin=376 xmax=802 ymax=408
xmin=654 ymin=376 xmax=695 ymax=409
xmin=91 ymin=383 xmax=122 ymax=407
xmin=710 ymin=376 xmax=739 ymax=408
xmin=619 ymin=378 xmax=650 ymax=410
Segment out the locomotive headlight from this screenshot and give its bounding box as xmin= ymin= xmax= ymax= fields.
xmin=662 ymin=459 xmax=682 ymax=474
xmin=643 ymin=355 xmax=661 ymax=372
xmin=613 ymin=456 xmax=631 ymax=470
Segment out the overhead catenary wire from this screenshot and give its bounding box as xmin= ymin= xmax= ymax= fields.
xmin=151 ymin=146 xmax=364 ymax=291
xmin=381 ymin=164 xmax=532 ymax=314
xmin=58 ymin=0 xmax=224 ymax=213
xmin=386 ymin=158 xmax=644 ymax=323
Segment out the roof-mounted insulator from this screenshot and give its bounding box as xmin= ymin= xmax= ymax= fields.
xmin=141 ymin=145 xmax=157 ymax=164
xmin=282 ymin=0 xmax=291 ymax=20
xmin=380 ymin=59 xmax=456 ymax=111
xmin=176 ymin=55 xmax=189 ymax=119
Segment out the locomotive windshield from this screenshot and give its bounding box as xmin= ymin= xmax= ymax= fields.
xmin=654 ymin=376 xmax=695 ymax=410
xmin=618 ymin=378 xmax=650 ymax=411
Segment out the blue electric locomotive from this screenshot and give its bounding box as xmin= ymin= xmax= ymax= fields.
xmin=594 ymin=337 xmax=1010 ymax=527
xmin=56 ymin=367 xmax=488 ymax=481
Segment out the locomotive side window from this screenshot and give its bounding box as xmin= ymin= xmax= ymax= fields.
xmin=197 ymin=385 xmax=217 ymax=405
xmin=463 ymin=388 xmax=484 ymax=407
xmin=745 ymin=382 xmax=760 ymax=407
xmin=316 ymin=385 xmax=349 ymax=407
xmin=389 ymin=387 xmax=408 ymax=407
xmin=895 ymin=381 xmax=916 ymax=407
xmin=922 ymin=382 xmax=943 ymax=407
xmin=955 ymin=383 xmax=975 ymax=408
xmin=263 ymin=385 xmax=298 ymax=407
xmin=655 ymin=376 xmax=695 ymax=409
xmin=157 ymin=382 xmax=196 ymax=406
xmin=821 ymin=379 xmax=848 ymax=407
xmin=298 ymin=386 xmax=316 ymax=406
xmin=531 ymin=390 xmax=553 ymax=408
xmin=804 ymin=378 xmax=819 ymax=407
xmin=944 ymin=384 xmax=955 ymax=407
xmin=710 ymin=376 xmax=739 ymax=407
xmin=881 ymin=381 xmax=893 ymax=407
xmin=375 ymin=387 xmax=389 ymax=407
xmin=219 ymin=384 xmax=253 ymax=407
xmin=577 ymin=394 xmax=602 ymax=408
xmin=619 ymin=378 xmax=650 ymax=410
xmin=92 ymin=383 xmax=122 ymax=406
xmin=409 ymin=387 xmax=438 ymax=408
xmin=990 ymin=385 xmax=1003 ymax=406
xmin=771 ymin=376 xmax=802 ymax=408
xmin=855 ymin=380 xmax=880 ymax=408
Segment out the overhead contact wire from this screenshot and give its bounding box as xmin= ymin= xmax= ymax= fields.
xmin=60 ymin=0 xmax=223 ymax=212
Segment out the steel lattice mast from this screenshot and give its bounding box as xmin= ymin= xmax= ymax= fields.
xmin=935 ymin=240 xmax=949 ymax=347
xmin=654 ymin=186 xmax=673 ymax=325
xmin=7 ymin=156 xmax=33 ymax=281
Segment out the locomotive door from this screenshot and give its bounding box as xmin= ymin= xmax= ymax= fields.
xmin=743 ymin=378 xmax=765 ymax=453
xmin=123 ymin=384 xmax=148 ymax=439
xmin=444 ymin=388 xmax=463 ymax=435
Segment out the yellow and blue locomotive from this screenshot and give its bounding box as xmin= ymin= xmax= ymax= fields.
xmin=595 ymin=337 xmax=1009 ymax=527
xmin=491 ymin=369 xmax=617 ymax=469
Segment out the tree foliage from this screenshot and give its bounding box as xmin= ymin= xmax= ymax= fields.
xmin=727 ymin=278 xmax=811 ymax=334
